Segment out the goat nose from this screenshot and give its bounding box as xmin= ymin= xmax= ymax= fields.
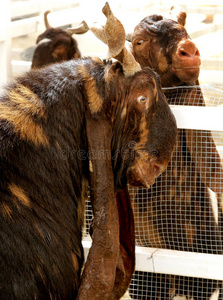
xmin=177 ymin=39 xmax=200 ymax=58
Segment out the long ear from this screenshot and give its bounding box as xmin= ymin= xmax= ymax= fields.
xmin=184 ymin=81 xmax=223 ymax=193
xmin=169 ymin=6 xmax=187 ymax=26
xmin=67 ymin=2 xmax=141 ymax=76
xmin=77 ymin=112 xmax=120 ymax=299
xmin=110 ymin=187 xmax=135 ymax=298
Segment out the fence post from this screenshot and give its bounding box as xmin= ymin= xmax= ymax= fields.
xmin=0 ymin=0 xmax=11 ymax=86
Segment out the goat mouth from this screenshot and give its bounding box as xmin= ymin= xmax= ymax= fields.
xmin=127 ymin=162 xmax=155 ymax=189
xmin=172 ymin=66 xmax=200 ymax=71
xmin=128 ymin=176 xmax=151 ymax=189
xmin=172 ymin=66 xmax=200 ymax=82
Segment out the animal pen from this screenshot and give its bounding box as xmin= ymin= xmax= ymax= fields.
xmin=1 ymin=0 xmax=223 ymax=299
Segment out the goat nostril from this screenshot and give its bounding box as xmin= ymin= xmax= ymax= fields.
xmin=195 ymin=49 xmax=200 ymax=57
xmin=153 ymin=164 xmax=160 ymax=177
xmin=180 ymin=50 xmax=187 ymax=57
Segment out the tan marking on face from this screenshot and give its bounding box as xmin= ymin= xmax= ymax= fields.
xmin=121 ymin=107 xmax=127 ymax=119
xmin=139 ymin=115 xmax=149 ymax=144
xmin=0 ymin=86 xmax=48 ymax=146
xmin=134 ymin=115 xmax=149 ymax=154
xmin=104 ymin=65 xmax=112 ymax=85
xmin=150 ymin=77 xmax=159 ymax=103
xmin=78 ymin=65 xmax=103 ymax=114
xmin=157 ymin=52 xmax=168 ymax=73
xmin=9 ymin=183 xmax=31 ymax=208
xmin=71 ymin=252 xmax=79 ymax=271
xmin=2 ymin=203 xmax=13 ymax=219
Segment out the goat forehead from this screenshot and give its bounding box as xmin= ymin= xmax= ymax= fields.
xmin=134 ymin=69 xmax=158 ymax=84
xmin=142 ymin=19 xmax=185 ymax=35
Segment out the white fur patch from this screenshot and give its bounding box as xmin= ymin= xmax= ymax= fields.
xmin=37 ymin=38 xmax=51 ymax=45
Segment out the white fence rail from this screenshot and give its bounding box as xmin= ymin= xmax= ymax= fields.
xmin=83 ymin=240 xmax=223 ymax=281
xmin=171 ymin=105 xmax=223 ymax=131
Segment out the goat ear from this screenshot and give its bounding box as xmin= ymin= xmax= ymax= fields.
xmin=77 ymin=113 xmax=120 ymax=298
xmin=169 ymin=6 xmax=187 ymax=26
xmin=79 ymin=111 xmax=136 ymax=298
xmin=112 ymin=187 xmax=135 ymax=298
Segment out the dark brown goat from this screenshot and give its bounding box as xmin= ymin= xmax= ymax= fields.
xmin=0 ymin=4 xmax=177 ymax=300
xmin=128 ymin=6 xmax=223 ymax=300
xmin=31 ymin=11 xmax=81 ymax=69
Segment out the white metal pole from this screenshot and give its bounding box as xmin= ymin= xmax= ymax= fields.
xmin=0 ymin=0 xmax=11 ymax=86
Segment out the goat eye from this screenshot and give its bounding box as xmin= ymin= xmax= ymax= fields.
xmin=137 ymin=95 xmax=147 ymax=104
xmin=151 ymin=149 xmax=159 ymax=157
xmin=137 ymin=40 xmax=144 ymax=45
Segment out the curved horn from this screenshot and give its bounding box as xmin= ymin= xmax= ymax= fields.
xmin=67 ymin=21 xmax=107 ymax=43
xmin=44 ymin=10 xmax=52 ymax=29
xmin=102 ymin=2 xmax=126 ymax=58
xmin=67 ymin=21 xmax=89 ymax=35
xmin=102 ymin=2 xmax=141 ymax=76
xmin=67 ymin=2 xmax=141 ymax=76
xmin=126 ymin=32 xmax=133 ymax=42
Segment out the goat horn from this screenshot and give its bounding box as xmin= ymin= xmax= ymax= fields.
xmin=102 ymin=2 xmax=126 ymax=58
xmin=44 ymin=10 xmax=52 ymax=29
xmin=119 ymin=47 xmax=141 ymax=77
xmin=102 ymin=2 xmax=141 ymax=76
xmin=67 ymin=21 xmax=107 ymax=43
xmin=67 ymin=21 xmax=89 ymax=35
xmin=67 ymin=2 xmax=141 ymax=76
xmin=126 ymin=32 xmax=132 ymax=42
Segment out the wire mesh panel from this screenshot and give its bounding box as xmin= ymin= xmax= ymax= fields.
xmin=83 ymin=85 xmax=223 ymax=300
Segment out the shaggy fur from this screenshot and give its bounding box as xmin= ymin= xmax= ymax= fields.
xmin=0 ymin=57 xmax=176 ymax=299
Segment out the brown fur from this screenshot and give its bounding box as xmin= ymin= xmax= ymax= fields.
xmin=31 ymin=28 xmax=81 ymax=69
xmin=129 ymin=7 xmax=223 ymax=300
xmin=0 ymin=58 xmax=177 ymax=299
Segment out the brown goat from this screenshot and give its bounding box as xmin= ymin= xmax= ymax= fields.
xmin=128 ymin=6 xmax=223 ymax=300
xmin=0 ymin=3 xmax=177 ymax=299
xmin=31 ymin=11 xmax=81 ymax=69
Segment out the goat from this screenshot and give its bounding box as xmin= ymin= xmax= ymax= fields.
xmin=128 ymin=6 xmax=223 ymax=300
xmin=0 ymin=3 xmax=177 ymax=299
xmin=31 ymin=11 xmax=81 ymax=69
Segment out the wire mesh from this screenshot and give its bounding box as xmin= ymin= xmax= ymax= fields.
xmin=83 ymin=85 xmax=223 ymax=300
